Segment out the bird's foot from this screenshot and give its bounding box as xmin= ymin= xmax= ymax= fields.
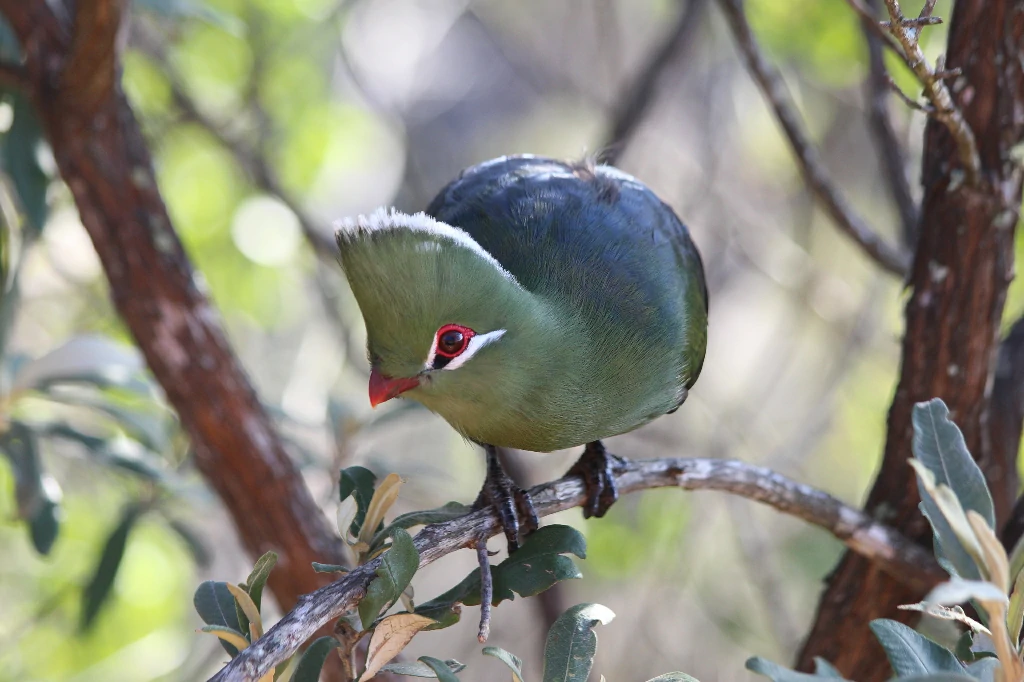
xmin=473 ymin=446 xmax=539 ymax=552
xmin=566 ymin=441 xmax=627 ymax=519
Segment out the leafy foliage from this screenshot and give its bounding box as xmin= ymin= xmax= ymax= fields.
xmin=749 ymin=398 xmax=1024 ymax=682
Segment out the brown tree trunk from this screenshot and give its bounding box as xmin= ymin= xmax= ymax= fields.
xmin=1 ymin=0 xmax=343 ymax=612
xmin=797 ymin=1 xmax=1024 ymax=678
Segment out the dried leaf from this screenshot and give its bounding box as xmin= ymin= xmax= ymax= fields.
xmin=200 ymin=624 xmax=250 ymax=651
xmin=226 ymin=583 xmax=263 ymax=639
xmin=359 ymin=473 xmax=403 ymax=547
xmin=898 ymin=601 xmax=991 ymax=635
xmin=359 ymin=613 xmax=437 ymax=681
xmin=965 ymin=510 xmax=1009 ymax=591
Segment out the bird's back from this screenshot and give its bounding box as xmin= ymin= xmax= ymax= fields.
xmin=427 ymin=155 xmax=708 ymax=440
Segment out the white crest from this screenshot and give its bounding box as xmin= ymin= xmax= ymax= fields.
xmin=335 ymin=207 xmax=522 ymax=288
xmin=424 ymin=329 xmax=506 ymax=372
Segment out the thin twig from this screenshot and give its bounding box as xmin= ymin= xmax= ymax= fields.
xmin=601 ymin=0 xmax=707 ymax=164
xmin=209 ymin=456 xmax=943 ymax=682
xmin=886 ymin=75 xmax=934 ymax=113
xmin=475 ymin=540 xmax=493 ymax=643
xmin=716 ymin=0 xmax=911 ymax=276
xmin=860 ymin=0 xmax=918 ymax=246
xmin=879 ymin=0 xmax=981 ymax=185
xmin=880 ymin=16 xmax=942 ymax=29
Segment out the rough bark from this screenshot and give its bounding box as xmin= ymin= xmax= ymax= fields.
xmin=797 ymin=1 xmax=1024 ymax=677
xmin=1 ymin=0 xmax=343 ymax=610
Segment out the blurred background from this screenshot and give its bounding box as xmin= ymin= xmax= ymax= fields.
xmin=2 ymin=0 xmax=1020 ymax=680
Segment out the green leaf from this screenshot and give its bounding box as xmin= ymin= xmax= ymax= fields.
xmin=482 ymin=646 xmax=525 ymax=682
xmin=912 ymin=398 xmax=995 ymax=527
xmin=339 ymin=465 xmax=377 ymax=536
xmin=1 ymin=93 xmax=49 ymax=235
xmin=359 ymin=528 xmax=419 ymax=630
xmin=745 ymin=658 xmax=848 ymax=681
xmin=312 ymin=562 xmax=349 ymax=574
xmin=381 ymin=660 xmax=466 ymax=678
xmin=193 ymin=580 xmax=243 ymax=656
xmin=80 ymin=503 xmax=145 ymax=631
xmin=917 ymin=493 xmax=979 ymax=580
xmin=912 ymin=399 xmax=994 ymax=524
xmin=0 ymin=421 xmax=62 ymax=554
xmin=954 ymin=630 xmax=975 ymax=662
xmin=244 ymin=551 xmax=278 ymax=612
xmin=415 ymin=525 xmax=585 ymax=629
xmin=29 ymin=496 xmax=60 ymax=555
xmin=230 ymin=551 xmax=276 ymax=642
xmin=868 ymin=619 xmax=968 ymax=677
xmin=292 ymin=636 xmax=340 ymax=682
xmin=418 ymin=656 xmax=461 ymax=682
xmin=370 ymin=502 xmax=471 ymax=551
xmin=541 ymin=603 xmax=614 ymax=682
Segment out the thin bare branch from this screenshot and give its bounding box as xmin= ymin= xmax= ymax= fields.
xmin=860 ymin=0 xmax=918 ymax=246
xmin=886 ymin=75 xmax=934 ymax=113
xmin=601 ymin=0 xmax=707 ymax=164
xmin=880 ymin=16 xmax=942 ymax=29
xmin=475 ymin=540 xmax=493 ymax=643
xmin=880 ymin=0 xmax=981 ymax=185
xmin=210 ymin=457 xmax=943 ymax=682
xmin=716 ymin=0 xmax=911 ymax=276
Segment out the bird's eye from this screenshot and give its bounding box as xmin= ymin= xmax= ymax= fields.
xmin=434 ymin=324 xmax=474 ymax=358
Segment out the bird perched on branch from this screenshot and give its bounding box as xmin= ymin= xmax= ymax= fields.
xmin=336 ymin=155 xmax=708 ymax=550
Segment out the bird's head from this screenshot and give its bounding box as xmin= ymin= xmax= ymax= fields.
xmin=335 ymin=208 xmax=547 ymax=414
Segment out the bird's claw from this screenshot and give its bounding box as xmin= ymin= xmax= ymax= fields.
xmin=474 ymin=448 xmax=539 ymax=552
xmin=567 ymin=441 xmax=626 ymax=519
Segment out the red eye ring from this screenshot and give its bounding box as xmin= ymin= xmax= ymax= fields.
xmin=435 ymin=324 xmax=475 ymax=358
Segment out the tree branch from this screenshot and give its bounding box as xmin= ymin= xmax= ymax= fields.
xmin=860 ymin=0 xmax=918 ymax=247
xmin=716 ymin=0 xmax=911 ymax=277
xmin=7 ymin=0 xmax=344 ymax=613
xmin=878 ymin=0 xmax=982 ymax=186
xmin=210 ymin=457 xmax=944 ymax=682
xmin=798 ymin=0 xmax=1024 ymax=676
xmin=60 ymin=0 xmax=122 ymax=115
xmin=600 ymin=0 xmax=707 ymax=164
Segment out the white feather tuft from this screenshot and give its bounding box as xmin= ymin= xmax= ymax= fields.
xmin=335 ymin=207 xmax=521 ymax=287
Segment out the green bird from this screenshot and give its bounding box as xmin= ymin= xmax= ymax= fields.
xmin=336 ymin=155 xmax=708 ymax=549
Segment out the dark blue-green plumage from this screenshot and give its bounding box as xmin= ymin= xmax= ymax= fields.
xmin=427 ymin=154 xmax=708 ymax=402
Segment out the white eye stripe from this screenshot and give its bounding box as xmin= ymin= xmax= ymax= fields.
xmin=424 ymin=329 xmax=506 ymax=371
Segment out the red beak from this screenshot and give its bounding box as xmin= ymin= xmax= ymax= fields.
xmin=368 ymin=366 xmax=420 ymax=407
